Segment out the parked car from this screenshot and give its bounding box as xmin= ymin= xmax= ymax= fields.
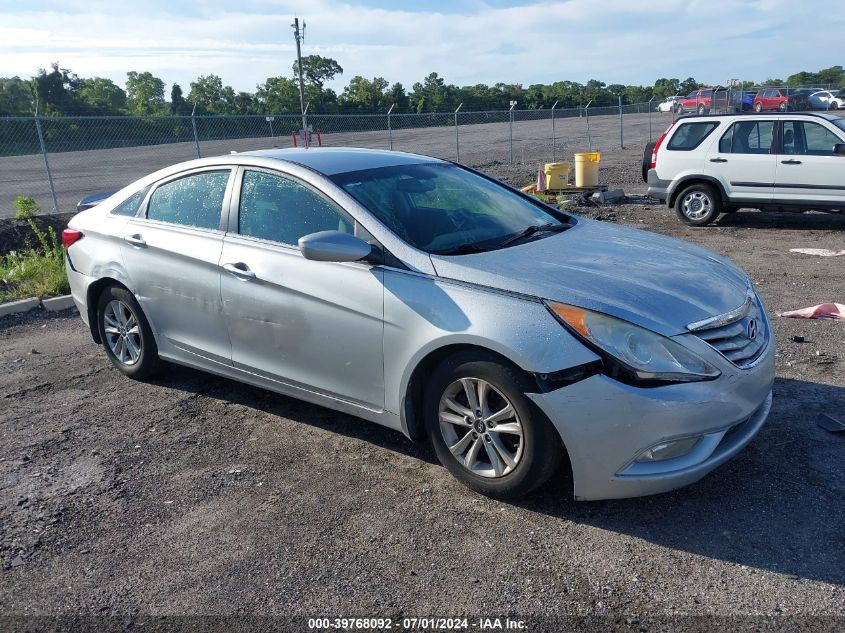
xmin=64 ymin=147 xmax=775 ymax=501
xmin=809 ymin=90 xmax=844 ymax=110
xmin=677 ymin=88 xmax=716 ymax=114
xmin=752 ymin=88 xmax=809 ymax=112
xmin=710 ymin=88 xmax=755 ymax=113
xmin=644 ymin=112 xmax=845 ymax=226
xmin=656 ymin=96 xmax=681 ymax=113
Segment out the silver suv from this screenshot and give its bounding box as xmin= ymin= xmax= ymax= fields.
xmin=644 ymin=112 xmax=845 ymax=226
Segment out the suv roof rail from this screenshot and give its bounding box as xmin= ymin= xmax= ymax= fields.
xmin=676 ymin=111 xmax=841 ymax=121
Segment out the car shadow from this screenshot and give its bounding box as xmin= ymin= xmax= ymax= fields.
xmin=714 ymin=210 xmax=845 ymax=230
xmin=520 ymin=376 xmax=845 ymax=586
xmin=153 ymin=367 xmax=845 ymax=585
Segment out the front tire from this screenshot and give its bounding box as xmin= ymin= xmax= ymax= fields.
xmin=424 ymin=353 xmax=563 ymax=499
xmin=675 ymin=183 xmax=721 ymax=226
xmin=96 ymin=285 xmax=162 ymax=379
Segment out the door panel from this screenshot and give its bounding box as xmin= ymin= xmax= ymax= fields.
xmin=775 ymin=120 xmax=845 ymax=203
xmin=220 ymin=237 xmax=385 ymax=409
xmin=122 ymin=220 xmax=231 ymax=363
xmin=706 ymin=119 xmax=776 ymax=201
xmin=221 ymin=167 xmax=385 ymax=409
xmin=120 ymin=168 xmax=234 ymax=364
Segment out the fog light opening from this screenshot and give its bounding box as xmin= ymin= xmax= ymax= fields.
xmin=635 ymin=436 xmax=702 ymax=463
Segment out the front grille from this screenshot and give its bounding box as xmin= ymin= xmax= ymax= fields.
xmin=691 ymin=295 xmax=767 ymax=368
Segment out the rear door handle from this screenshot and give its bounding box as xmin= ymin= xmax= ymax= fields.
xmin=709 ymin=158 xmax=728 ymax=163
xmin=123 ymin=234 xmax=146 ymax=247
xmin=222 ymin=262 xmax=256 ymax=280
xmin=781 ymin=159 xmax=802 ymax=165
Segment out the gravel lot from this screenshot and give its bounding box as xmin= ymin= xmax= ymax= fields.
xmin=1 ymin=145 xmax=844 ymax=631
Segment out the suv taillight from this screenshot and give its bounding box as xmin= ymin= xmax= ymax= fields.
xmin=62 ymin=228 xmax=83 ymax=249
xmin=651 ymin=122 xmax=675 ymax=170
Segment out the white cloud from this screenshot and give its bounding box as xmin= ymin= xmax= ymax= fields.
xmin=0 ymin=0 xmax=841 ymax=96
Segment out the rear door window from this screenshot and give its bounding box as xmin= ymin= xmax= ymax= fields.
xmin=667 ymin=122 xmax=719 ymax=151
xmin=718 ymin=121 xmax=775 ymax=154
xmin=146 ymin=170 xmax=230 ymax=230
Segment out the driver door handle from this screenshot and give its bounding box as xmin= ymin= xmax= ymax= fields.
xmin=781 ymin=159 xmax=802 ymax=165
xmin=222 ymin=262 xmax=256 ymax=280
xmin=709 ymin=158 xmax=728 ymax=163
xmin=123 ymin=234 xmax=146 ymax=247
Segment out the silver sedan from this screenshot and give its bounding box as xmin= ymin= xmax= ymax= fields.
xmin=62 ymin=148 xmax=774 ymax=500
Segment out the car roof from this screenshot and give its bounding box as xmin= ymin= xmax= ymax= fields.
xmin=676 ymin=111 xmax=843 ymax=122
xmin=237 ymin=147 xmax=446 ymax=176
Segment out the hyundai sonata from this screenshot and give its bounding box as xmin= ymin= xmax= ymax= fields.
xmin=63 ymin=148 xmax=774 ymax=500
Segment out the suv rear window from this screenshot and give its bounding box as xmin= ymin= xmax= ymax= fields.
xmin=719 ymin=121 xmax=774 ymax=154
xmin=666 ymin=122 xmax=719 ymax=151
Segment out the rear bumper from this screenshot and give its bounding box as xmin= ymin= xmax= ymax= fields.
xmin=646 ymin=170 xmax=671 ymax=203
xmin=529 ymin=338 xmax=775 ymax=500
xmin=64 ymin=254 xmax=93 ymax=327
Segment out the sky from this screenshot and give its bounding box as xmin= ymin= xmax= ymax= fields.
xmin=0 ymin=0 xmax=840 ymax=94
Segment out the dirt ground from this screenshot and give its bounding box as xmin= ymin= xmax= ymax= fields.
xmin=1 ymin=147 xmax=844 ymax=631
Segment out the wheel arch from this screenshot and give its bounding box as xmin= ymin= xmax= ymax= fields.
xmin=668 ymin=176 xmax=728 ymax=208
xmin=86 ymin=277 xmax=131 ymax=343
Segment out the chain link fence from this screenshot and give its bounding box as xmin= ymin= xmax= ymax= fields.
xmin=2 ymin=92 xmax=836 ymax=217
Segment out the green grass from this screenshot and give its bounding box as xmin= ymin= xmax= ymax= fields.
xmin=0 ymin=221 xmax=69 ymax=303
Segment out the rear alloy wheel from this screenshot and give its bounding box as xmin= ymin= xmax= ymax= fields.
xmin=697 ymin=104 xmax=707 ymax=115
xmin=675 ymin=183 xmax=721 ymax=226
xmin=754 ymin=102 xmax=763 ymax=112
xmin=97 ymin=285 xmax=162 ymax=379
xmin=779 ymin=102 xmax=788 ymax=112
xmin=425 ymin=353 xmax=563 ymax=499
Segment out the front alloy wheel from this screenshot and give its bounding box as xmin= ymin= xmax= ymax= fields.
xmin=424 ymin=352 xmax=564 ymax=499
xmin=438 ymin=377 xmax=524 ymax=478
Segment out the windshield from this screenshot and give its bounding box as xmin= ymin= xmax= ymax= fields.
xmin=330 ymin=162 xmax=567 ymax=254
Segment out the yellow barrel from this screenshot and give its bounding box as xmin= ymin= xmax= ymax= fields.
xmin=543 ymin=162 xmax=570 ymax=190
xmin=574 ymin=152 xmax=601 ymax=187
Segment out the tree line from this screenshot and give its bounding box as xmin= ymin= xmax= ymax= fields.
xmin=1 ymin=59 xmax=843 ymax=118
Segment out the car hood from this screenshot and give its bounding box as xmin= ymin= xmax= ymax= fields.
xmin=429 ymin=218 xmax=751 ymax=336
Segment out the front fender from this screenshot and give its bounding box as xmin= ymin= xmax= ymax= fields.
xmin=382 ymin=269 xmax=599 ymax=418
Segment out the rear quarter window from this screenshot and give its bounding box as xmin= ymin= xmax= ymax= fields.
xmin=666 ymin=122 xmax=719 ymax=151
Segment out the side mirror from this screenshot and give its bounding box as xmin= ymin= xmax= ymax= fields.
xmin=298 ymin=230 xmax=373 ymax=263
xmin=833 ymin=144 xmax=845 ymax=157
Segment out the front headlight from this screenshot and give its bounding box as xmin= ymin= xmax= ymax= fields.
xmin=546 ymin=301 xmax=720 ymax=386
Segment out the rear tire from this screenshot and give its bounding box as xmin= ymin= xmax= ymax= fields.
xmin=754 ymin=102 xmax=763 ymax=112
xmin=424 ymin=352 xmax=563 ymax=499
xmin=674 ymin=183 xmax=721 ymax=226
xmin=697 ymin=104 xmax=707 ymax=115
xmin=96 ymin=285 xmax=162 ymax=379
xmin=642 ymin=143 xmax=655 ymax=183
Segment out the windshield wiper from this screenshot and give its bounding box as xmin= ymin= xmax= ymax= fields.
xmin=497 ymin=222 xmax=569 ymax=248
xmin=433 ymin=242 xmax=493 ymax=256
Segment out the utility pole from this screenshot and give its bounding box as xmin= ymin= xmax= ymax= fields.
xmin=292 ymin=17 xmax=307 ymax=137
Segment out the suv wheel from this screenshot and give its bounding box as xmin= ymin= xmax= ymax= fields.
xmin=675 ymin=183 xmax=721 ymax=226
xmin=754 ymin=102 xmax=763 ymax=112
xmin=779 ymin=102 xmax=788 ymax=112
xmin=424 ymin=352 xmax=563 ymax=499
xmin=697 ymin=104 xmax=707 ymax=115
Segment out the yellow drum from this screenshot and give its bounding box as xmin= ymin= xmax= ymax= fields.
xmin=574 ymin=152 xmax=601 ymax=187
xmin=543 ymin=162 xmax=570 ymax=190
